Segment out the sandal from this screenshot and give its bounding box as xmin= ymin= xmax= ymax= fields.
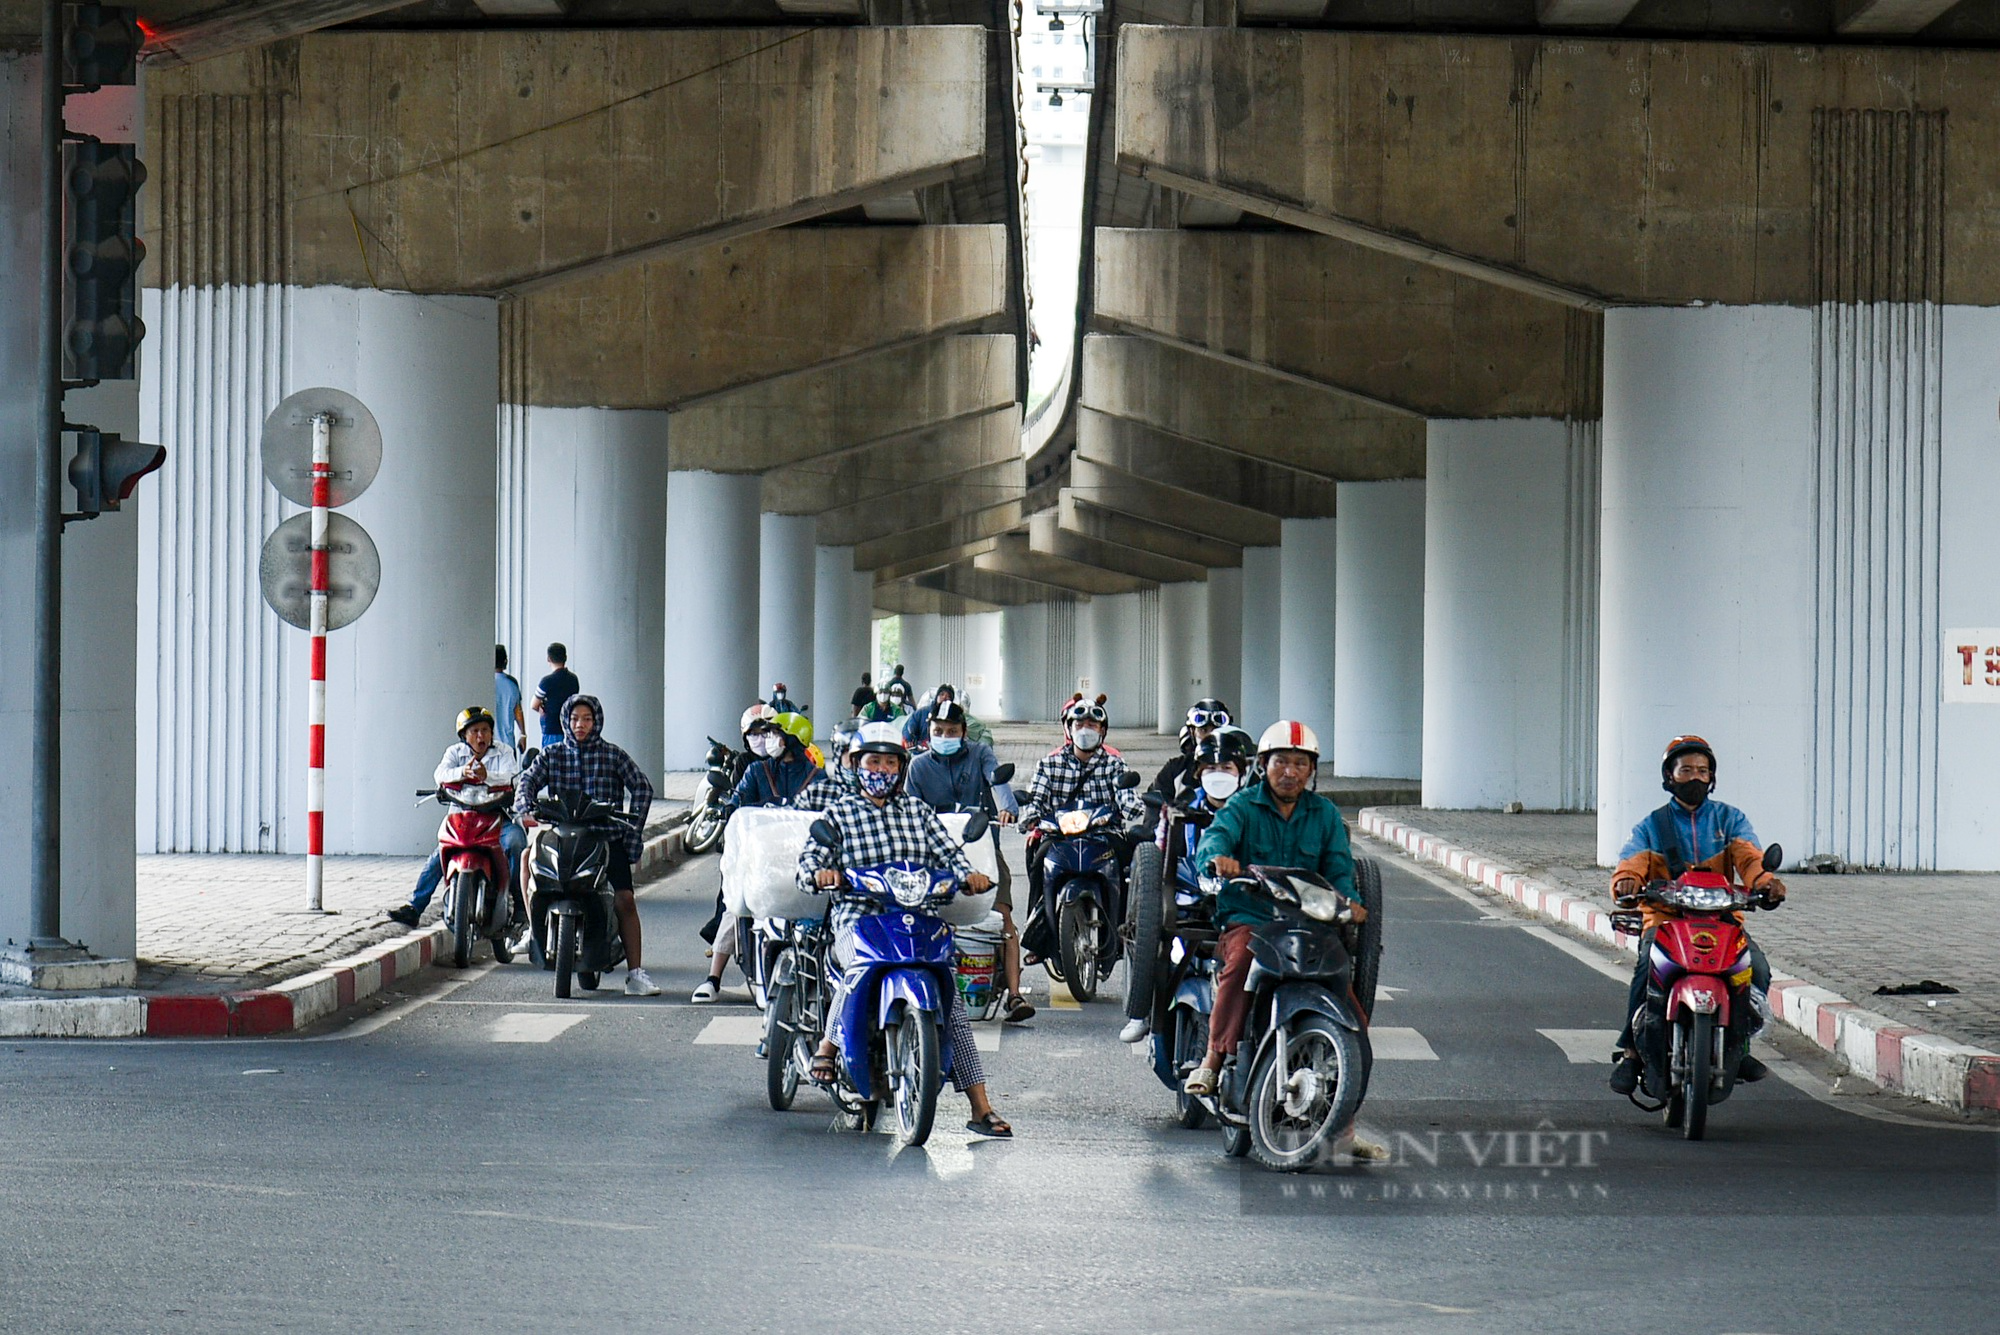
xmin=1004 ymin=993 xmax=1036 ymax=1023
xmin=809 ymin=1052 xmax=839 ymax=1086
xmin=1183 ymin=1066 xmax=1218 ymax=1098
xmin=967 ymin=1111 xmax=1013 ymax=1139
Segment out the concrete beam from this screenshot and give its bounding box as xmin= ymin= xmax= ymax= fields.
xmin=1115 ymin=26 xmax=2000 ymax=305
xmin=851 ymin=500 xmax=1025 ymax=572
xmin=1069 ymin=457 xmax=1281 ymax=549
xmin=148 ymin=26 xmax=987 ymax=293
xmin=1079 ymin=410 xmax=1340 ymax=519
xmin=1081 ymin=335 xmax=1426 ymax=480
xmin=761 ymin=408 xmax=1019 ymax=515
xmin=812 ymin=459 xmax=1027 ymax=546
xmin=522 ymin=226 xmax=1009 ymax=410
xmin=872 ymin=539 xmax=1001 ymax=584
xmin=1094 ymin=228 xmax=1584 ymax=420
xmin=1536 ymin=0 xmax=1643 ymax=26
xmin=974 ymin=535 xmax=1155 ymax=597
xmin=1836 ymin=0 xmax=1965 ymax=32
xmin=143 ymin=2 xmax=412 ymax=67
xmin=667 ymin=335 xmax=1016 ymax=473
xmin=1059 ymin=492 xmax=1244 ymax=570
xmin=1029 ymin=509 xmax=1208 ymax=586
xmin=914 ymin=564 xmax=1048 ymax=608
xmin=873 ymin=581 xmax=1003 ymax=618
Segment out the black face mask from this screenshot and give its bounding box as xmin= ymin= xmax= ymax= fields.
xmin=1670 ymin=778 xmax=1712 ymax=807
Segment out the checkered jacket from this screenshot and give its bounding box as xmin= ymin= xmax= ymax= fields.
xmin=514 ymin=737 xmax=653 ymax=862
xmin=790 ymin=768 xmax=854 ymax=812
xmin=795 ymin=789 xmax=976 ymax=937
xmin=1018 ymin=744 xmax=1146 ymax=826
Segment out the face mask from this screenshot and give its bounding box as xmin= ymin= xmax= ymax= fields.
xmin=749 ymin=733 xmax=782 ymax=758
xmin=1671 ymin=778 xmax=1712 ymax=807
xmin=1200 ymin=770 xmax=1240 ymax=803
xmin=858 ymin=767 xmax=899 ymax=798
xmin=1072 ymin=727 xmax=1102 ymax=752
xmin=931 ymin=736 xmax=963 ymax=756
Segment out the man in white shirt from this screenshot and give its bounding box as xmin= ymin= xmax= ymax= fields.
xmin=387 ymin=707 xmax=524 ymax=927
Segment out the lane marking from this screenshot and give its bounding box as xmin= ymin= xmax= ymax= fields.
xmin=1538 ymin=1028 xmax=1622 ymax=1064
xmin=1229 ymin=1287 xmax=1477 ymax=1316
xmin=1045 ymin=980 xmax=1080 ymax=1010
xmin=490 ymin=1012 xmax=589 ymax=1044
xmin=1373 ymin=985 xmax=1406 ymax=1001
xmin=1370 ymin=1027 xmax=1439 ymax=1061
xmin=456 ymin=1209 xmax=654 ymax=1232
xmin=973 ymin=1025 xmax=1001 ymax=1053
xmin=693 ymin=1016 xmax=767 ymax=1045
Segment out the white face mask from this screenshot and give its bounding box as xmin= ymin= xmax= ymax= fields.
xmin=1072 ymin=726 xmax=1103 ymax=752
xmin=749 ymin=733 xmax=783 ymax=758
xmin=1200 ymin=770 xmax=1240 ymax=803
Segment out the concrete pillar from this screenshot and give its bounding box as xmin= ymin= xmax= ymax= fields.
xmin=1156 ymin=581 xmax=1210 ymax=733
xmin=663 ymin=471 xmax=759 ymax=767
xmin=899 ymin=613 xmax=943 ymax=696
xmin=813 ymin=545 xmax=872 ymax=722
xmin=1334 ymin=481 xmax=1425 ymax=781
xmin=758 ymin=513 xmax=817 ymax=714
xmin=1082 ymin=589 xmax=1159 ymax=733
xmin=521 ymin=407 xmax=668 ymax=779
xmin=1207 ymin=568 xmax=1243 ymax=713
xmin=1277 ymin=518 xmax=1338 ymax=744
xmin=1239 ymin=547 xmax=1281 ymax=732
xmin=1423 ymin=418 xmax=1597 ymax=812
xmin=998 ymin=602 xmax=1049 ymax=723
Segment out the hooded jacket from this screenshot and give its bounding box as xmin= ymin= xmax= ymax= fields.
xmin=513 ymin=694 xmax=654 ymax=862
xmin=728 ymin=733 xmax=823 ymax=810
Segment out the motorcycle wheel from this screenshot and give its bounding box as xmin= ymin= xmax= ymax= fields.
xmin=1350 ymin=857 xmax=1385 ymax=1019
xmin=1683 ymin=1012 xmax=1714 ymax=1141
xmin=1247 ymin=1015 xmax=1367 ymax=1172
xmin=1123 ymin=845 xmax=1166 ymax=1027
xmin=1221 ymin=1122 xmax=1251 ymax=1158
xmin=765 ymin=976 xmax=801 ymax=1111
xmin=1173 ymin=1007 xmax=1211 ymax=1129
xmin=890 ymin=1010 xmax=942 ymax=1147
xmin=685 ymin=805 xmax=725 ymax=855
xmin=554 ymin=913 xmax=578 ymax=999
xmin=1057 ymin=899 xmax=1103 ymax=1003
xmin=578 ymin=970 xmax=601 ymax=991
xmin=450 ymin=874 xmax=477 ymax=970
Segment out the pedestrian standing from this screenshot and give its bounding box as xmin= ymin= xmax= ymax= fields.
xmin=849 ymin=671 xmax=874 ymax=718
xmin=495 ymin=645 xmax=526 ymax=754
xmin=532 ymin=642 xmax=581 ymax=749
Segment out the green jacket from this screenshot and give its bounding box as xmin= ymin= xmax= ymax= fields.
xmin=1193 ymin=782 xmax=1355 ymax=928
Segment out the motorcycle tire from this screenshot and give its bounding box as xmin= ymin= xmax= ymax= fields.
xmin=1246 ymin=1015 xmax=1367 ymax=1172
xmin=765 ymin=978 xmax=801 ymax=1111
xmin=1683 ymin=1012 xmax=1714 ymax=1141
xmin=1351 ymin=857 xmax=1385 ymax=1019
xmin=1173 ymin=1007 xmax=1211 ymax=1129
xmin=1221 ymin=1122 xmax=1251 ymax=1158
xmin=578 ymin=970 xmax=600 ymax=991
xmin=685 ymin=805 xmax=725 ymax=856
xmin=1057 ymin=899 xmax=1103 ymax=1004
xmin=1123 ymin=845 xmax=1166 ymax=1027
xmin=491 ymin=930 xmax=516 ymax=966
xmin=554 ymin=913 xmax=578 ymax=999
xmin=890 ymin=1010 xmax=942 ymax=1147
xmin=450 ymin=874 xmax=476 ymax=970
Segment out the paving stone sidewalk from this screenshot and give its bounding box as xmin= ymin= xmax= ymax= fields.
xmin=1373 ymin=806 xmax=2000 ymax=1053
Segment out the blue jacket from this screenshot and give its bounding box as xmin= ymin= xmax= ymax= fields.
xmin=905 ymin=741 xmax=1018 ymax=817
xmin=729 ymin=738 xmax=822 ymax=810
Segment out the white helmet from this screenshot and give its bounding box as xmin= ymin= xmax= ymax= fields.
xmin=740 ymin=702 xmax=779 ymax=738
xmin=1256 ymin=720 xmax=1321 ymax=762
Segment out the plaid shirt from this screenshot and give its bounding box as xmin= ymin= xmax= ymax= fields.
xmin=791 ymin=768 xmax=854 ymax=812
xmin=1019 ymin=744 xmax=1146 ymax=826
xmin=795 ymin=789 xmax=975 ymax=937
xmin=514 ymin=738 xmax=653 ymax=862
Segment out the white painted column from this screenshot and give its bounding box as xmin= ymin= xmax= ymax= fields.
xmin=1277 ymin=518 xmax=1338 ymax=744
xmin=1939 ymin=308 xmax=2000 ymax=871
xmin=1423 ymin=418 xmax=1597 ymax=813
xmin=1082 ymin=589 xmax=1159 ymax=731
xmin=898 ymin=612 xmax=943 ymax=697
xmin=998 ymin=602 xmax=1049 ymax=723
xmin=1206 ymin=568 xmax=1242 ymax=713
xmin=1238 ymin=547 xmax=1281 ymax=732
xmin=521 ymin=407 xmax=668 ymax=779
xmin=1156 ymin=581 xmax=1210 ymax=733
xmin=758 ymin=513 xmax=817 ymax=714
xmin=663 ymin=471 xmax=760 ymax=767
xmin=0 ymin=56 xmax=38 ymax=933
xmin=813 ymin=544 xmax=872 ymax=721
xmin=1334 ymin=480 xmax=1425 ymax=781
xmin=960 ymin=610 xmax=1004 ymax=717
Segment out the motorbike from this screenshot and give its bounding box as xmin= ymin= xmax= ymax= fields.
xmin=806 ymin=811 xmax=991 ymax=1146
xmin=683 ymin=736 xmax=742 ymax=856
xmin=1023 ymin=768 xmax=1141 ymax=1004
xmin=763 ymin=914 xmax=832 ymax=1112
xmin=1611 ymin=844 xmax=1784 ymax=1141
xmin=1179 ymin=865 xmax=1375 ymax=1171
xmin=413 ymin=784 xmax=518 ymax=969
xmin=524 ymin=790 xmax=637 ymax=999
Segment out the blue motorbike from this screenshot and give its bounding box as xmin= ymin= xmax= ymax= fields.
xmin=1025 ymin=769 xmax=1141 ymax=1004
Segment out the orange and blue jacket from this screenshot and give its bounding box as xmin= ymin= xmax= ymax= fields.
xmin=1611 ymin=798 xmax=1775 ymax=930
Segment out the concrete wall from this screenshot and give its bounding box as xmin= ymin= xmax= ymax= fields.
xmin=1239 ymin=547 xmax=1281 ymax=732
xmin=812 ymin=545 xmax=872 ymax=723
xmin=1938 ymin=307 xmax=2000 ymax=868
xmin=998 ymin=602 xmax=1049 ymax=723
xmin=1207 ymin=568 xmax=1243 ymax=713
xmin=898 ymin=613 xmax=944 ymax=703
xmin=758 ymin=513 xmax=817 ymax=716
xmin=1156 ymin=581 xmax=1210 ymax=732
xmin=1278 ymin=518 xmax=1339 ymax=745
xmin=662 ymin=471 xmax=759 ymax=768
xmin=1334 ymin=480 xmax=1425 ymax=781
xmin=1082 ymin=589 xmax=1160 ymax=734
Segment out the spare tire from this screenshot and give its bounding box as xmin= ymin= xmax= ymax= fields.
xmin=1123 ymin=843 xmax=1166 ymax=1025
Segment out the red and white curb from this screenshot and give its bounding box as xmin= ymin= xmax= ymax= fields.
xmin=1358 ymin=807 xmax=2000 ymax=1114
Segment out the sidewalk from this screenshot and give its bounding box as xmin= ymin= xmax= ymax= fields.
xmin=1359 ymin=806 xmax=2000 ymax=1113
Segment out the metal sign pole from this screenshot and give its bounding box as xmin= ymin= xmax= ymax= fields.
xmin=305 ymin=411 xmax=333 ymax=912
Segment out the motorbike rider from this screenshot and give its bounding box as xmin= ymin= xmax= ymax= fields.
xmin=794 ymin=719 xmax=862 ymax=810
xmin=1118 ymin=725 xmax=1256 ymax=1044
xmin=908 ymin=700 xmax=1034 ymax=1024
xmin=387 ymin=707 xmax=525 ymax=928
xmin=858 ymin=685 xmax=908 ymax=725
xmin=796 ymin=723 xmax=1013 ymax=1138
xmin=514 ymin=694 xmax=660 ymax=996
xmin=1146 ymin=698 xmax=1235 ymax=807
xmin=1017 ymin=694 xmax=1148 ymax=941
xmin=767 ymin=682 xmax=802 ymax=715
xmin=1607 ymin=735 xmax=1786 ymax=1095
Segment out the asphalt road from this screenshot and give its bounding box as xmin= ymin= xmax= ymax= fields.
xmin=2 ymin=834 xmax=1994 ymax=1334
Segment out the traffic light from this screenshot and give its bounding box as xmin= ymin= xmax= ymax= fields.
xmin=63 ymin=140 xmax=146 ymax=382
xmin=67 ymin=428 xmax=165 ymax=519
xmin=61 ymin=4 xmax=142 ymax=91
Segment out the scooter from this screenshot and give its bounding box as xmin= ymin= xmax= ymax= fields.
xmin=524 ymin=790 xmax=635 ymax=999
xmin=1612 ymin=844 xmax=1784 ymax=1141
xmin=414 ymin=785 xmax=517 ymax=969
xmin=683 ymin=737 xmax=741 ymax=856
xmin=1024 ymin=769 xmax=1141 ymax=1004
xmin=763 ymin=914 xmax=831 ymax=1112
xmin=808 ymin=811 xmax=990 ymax=1147
xmin=1185 ymin=866 xmax=1375 ymax=1172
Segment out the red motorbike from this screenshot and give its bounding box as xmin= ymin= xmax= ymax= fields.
xmin=416 ymin=783 xmax=518 ymax=969
xmin=1612 ymin=843 xmax=1782 ymax=1140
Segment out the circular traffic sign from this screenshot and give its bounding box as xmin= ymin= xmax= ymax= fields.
xmin=258 ymin=512 xmax=382 ymax=631
xmin=260 ymin=387 xmax=382 ymax=508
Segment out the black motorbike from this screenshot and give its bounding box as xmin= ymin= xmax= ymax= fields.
xmin=525 ymin=790 xmax=635 ymax=999
xmin=683 ymin=737 xmax=743 ymax=856
xmin=1022 ymin=768 xmax=1142 ymax=1003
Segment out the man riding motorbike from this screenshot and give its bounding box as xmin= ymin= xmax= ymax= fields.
xmin=796 ymin=724 xmax=1013 ymax=1138
xmin=1017 ymin=694 xmax=1147 ymax=940
xmin=1146 ymin=698 xmax=1235 ymax=807
xmin=514 ymin=695 xmax=660 ymax=996
xmin=1607 ymin=735 xmax=1786 ymax=1094
xmin=387 ymin=706 xmax=525 ymax=928
xmin=858 ymin=685 xmax=908 ymax=725
xmin=794 ymin=719 xmax=862 ymax=810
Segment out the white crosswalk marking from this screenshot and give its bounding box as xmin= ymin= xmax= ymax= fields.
xmin=1373 ymin=985 xmax=1406 ymax=1001
xmin=973 ymin=1024 xmax=1001 ymax=1053
xmin=490 ymin=1012 xmax=589 ymax=1043
xmin=1370 ymin=1027 xmax=1439 ymax=1061
xmin=1538 ymin=1028 xmax=1622 ymax=1064
xmin=693 ymin=1016 xmax=768 ymax=1045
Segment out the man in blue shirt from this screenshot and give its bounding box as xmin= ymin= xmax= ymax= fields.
xmin=494 ymin=644 xmax=525 ymax=753
xmin=531 ymin=642 xmax=580 ymax=749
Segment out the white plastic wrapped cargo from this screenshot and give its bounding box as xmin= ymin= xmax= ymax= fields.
xmin=718 ymin=806 xmax=998 ymax=926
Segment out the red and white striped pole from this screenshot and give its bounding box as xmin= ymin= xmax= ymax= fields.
xmin=306 ymin=411 xmax=333 ymax=911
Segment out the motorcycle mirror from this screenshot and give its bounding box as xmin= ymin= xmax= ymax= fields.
xmin=1117 ymin=770 xmax=1141 ymax=790
xmin=991 ymin=762 xmax=1015 ymax=785
xmin=809 ymin=818 xmax=842 ymax=850
xmin=961 ymin=810 xmax=991 ymax=842
xmin=1762 ymin=842 xmax=1784 ymax=873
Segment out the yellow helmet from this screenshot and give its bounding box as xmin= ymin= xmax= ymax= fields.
xmin=773 ymin=711 xmax=814 ymax=748
xmin=456 ymin=705 xmax=496 ymax=738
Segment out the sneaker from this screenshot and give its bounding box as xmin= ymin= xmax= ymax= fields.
xmin=1737 ymin=1052 xmax=1771 ymax=1084
xmin=624 ymin=968 xmax=662 ymax=997
xmin=1118 ymin=1018 xmax=1150 ymax=1044
xmin=691 ymin=977 xmax=721 ymax=1004
xmin=386 ymin=905 xmax=420 ymax=927
xmin=1609 ymin=1052 xmax=1642 ymax=1096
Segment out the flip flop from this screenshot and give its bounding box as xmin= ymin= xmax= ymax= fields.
xmin=809 ymin=1053 xmax=839 ymax=1087
xmin=967 ymin=1111 xmax=1013 ymax=1139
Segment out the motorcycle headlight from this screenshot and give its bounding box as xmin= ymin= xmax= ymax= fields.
xmin=1296 ymin=881 xmax=1345 ymax=923
xmin=890 ymin=869 xmax=931 ymax=908
xmin=1670 ymin=884 xmax=1734 ymax=911
xmin=1057 ymin=810 xmax=1092 ymax=836
xmin=1197 ymin=874 xmax=1226 ymax=897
